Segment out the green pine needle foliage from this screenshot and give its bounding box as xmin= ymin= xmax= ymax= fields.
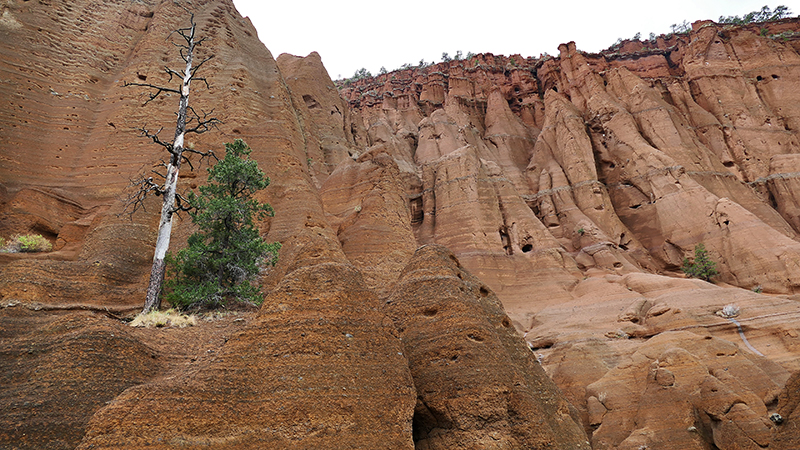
xmin=165 ymin=139 xmax=281 ymax=310
xmin=681 ymin=243 xmax=718 ymax=282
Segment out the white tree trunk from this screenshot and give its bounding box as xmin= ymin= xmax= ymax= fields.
xmin=142 ymin=22 xmax=196 ymax=313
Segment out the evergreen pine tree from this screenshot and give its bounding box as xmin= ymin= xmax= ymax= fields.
xmin=165 ymin=139 xmax=280 ymax=309
xmin=681 ymin=243 xmax=718 ymax=282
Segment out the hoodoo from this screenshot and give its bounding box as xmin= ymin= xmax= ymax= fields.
xmin=1 ymin=1 xmax=799 ymax=449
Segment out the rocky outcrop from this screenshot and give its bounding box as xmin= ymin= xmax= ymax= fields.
xmin=583 ymin=331 xmax=785 ymax=449
xmin=339 ymin=20 xmax=800 ymax=299
xmin=385 ymin=245 xmax=589 ymax=449
xmin=532 ymin=273 xmax=800 ymax=449
xmin=334 ymin=19 xmax=800 ymax=450
xmin=79 ymin=231 xmax=417 ymax=449
xmin=2 ymin=1 xmax=800 ymax=449
xmin=319 ymin=150 xmax=417 ymax=296
xmin=765 ymin=154 xmax=800 ymax=233
xmin=276 ymin=52 xmax=357 ymax=186
xmin=773 ymin=370 xmax=800 ymax=450
xmin=0 ymin=309 xmax=162 ymax=449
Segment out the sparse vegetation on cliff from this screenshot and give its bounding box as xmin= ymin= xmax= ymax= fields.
xmin=607 ymin=5 xmax=792 ymax=53
xmin=121 ymin=13 xmax=219 ymax=314
xmin=670 ymin=20 xmax=691 ymax=35
xmin=341 ymin=67 xmax=372 ymax=85
xmin=719 ymin=5 xmax=792 ymax=25
xmin=336 ymin=50 xmax=474 ymax=85
xmin=681 ymin=243 xmax=719 ymax=282
xmin=0 ymin=234 xmax=52 ymax=253
xmin=165 ymin=139 xmax=280 ymax=310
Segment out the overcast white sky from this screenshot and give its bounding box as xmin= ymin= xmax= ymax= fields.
xmin=232 ymin=1 xmax=800 ymax=80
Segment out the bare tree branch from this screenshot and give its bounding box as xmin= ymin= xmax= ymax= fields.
xmin=191 ymin=76 xmax=211 ymax=90
xmin=164 ymin=66 xmax=184 ymax=82
xmin=119 ymin=175 xmax=166 ymax=217
xmin=139 ymin=127 xmax=176 ymax=154
xmin=185 ymin=106 xmax=221 ymax=135
xmin=180 ymin=147 xmax=217 ymax=171
xmin=123 ymin=81 xmax=180 ymax=105
xmin=174 ymin=192 xmax=194 ymax=213
xmin=191 ymin=55 xmax=213 ymax=78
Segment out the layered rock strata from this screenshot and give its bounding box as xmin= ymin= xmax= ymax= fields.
xmin=335 ymin=18 xmax=800 ymax=450
xmin=79 ymin=232 xmax=417 ymax=450
xmin=1 ymin=1 xmax=800 ymax=449
xmin=0 ymin=309 xmax=161 ymax=449
xmin=386 ymin=245 xmax=589 ymax=449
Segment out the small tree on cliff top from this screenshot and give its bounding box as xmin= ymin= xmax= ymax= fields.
xmin=165 ymin=140 xmax=280 ymax=310
xmin=719 ymin=5 xmax=792 ymax=24
xmin=121 ymin=13 xmax=218 ymax=313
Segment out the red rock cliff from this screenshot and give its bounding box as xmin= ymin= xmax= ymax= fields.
xmin=0 ymin=0 xmax=587 ymax=449
xmin=1 ymin=2 xmax=800 ymax=449
xmin=333 ymin=19 xmax=800 ymax=450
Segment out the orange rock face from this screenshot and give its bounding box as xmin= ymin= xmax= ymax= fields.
xmin=773 ymin=370 xmax=800 ymax=450
xmin=386 ymin=245 xmax=589 ymax=449
xmin=0 ymin=310 xmax=162 ymax=449
xmin=79 ymin=237 xmax=417 ymax=450
xmin=335 ymin=19 xmax=800 ymax=450
xmin=2 ymin=1 xmax=800 ymax=448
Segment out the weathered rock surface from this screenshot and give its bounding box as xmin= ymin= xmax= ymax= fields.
xmin=0 ymin=309 xmax=161 ymax=449
xmin=531 ymin=274 xmax=800 ymax=449
xmin=386 ymin=245 xmax=589 ymax=449
xmin=339 ymin=21 xmax=800 ymax=299
xmin=319 ymin=149 xmax=417 ymax=296
xmin=1 ymin=0 xmax=800 ymax=448
xmin=773 ymin=370 xmax=800 ymax=450
xmin=0 ymin=0 xmax=311 ymax=307
xmin=582 ymin=331 xmax=785 ymax=449
xmin=276 ymin=51 xmax=357 ymax=186
xmin=79 ymin=232 xmax=417 ymax=449
xmin=335 ymin=19 xmax=800 ymax=450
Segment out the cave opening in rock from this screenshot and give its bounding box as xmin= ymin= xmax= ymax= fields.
xmin=768 ymin=191 xmax=778 ymax=209
xmin=302 ymin=94 xmax=319 ymax=109
xmin=410 ymin=197 xmax=423 ymax=225
xmin=521 ymin=243 xmax=533 ymax=253
xmin=499 ymin=228 xmax=512 ymax=255
xmin=412 ymin=399 xmax=452 ymax=446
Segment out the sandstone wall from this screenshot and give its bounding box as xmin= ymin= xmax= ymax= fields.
xmin=0 ymin=0 xmax=587 ymax=448
xmin=2 ymin=1 xmax=800 ymax=449
xmin=335 ymin=19 xmax=800 ymax=449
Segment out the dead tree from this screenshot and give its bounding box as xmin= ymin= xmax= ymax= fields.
xmin=123 ymin=14 xmax=219 ymax=313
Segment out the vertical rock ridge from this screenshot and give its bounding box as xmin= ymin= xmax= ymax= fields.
xmin=386 ymin=244 xmax=589 ymax=449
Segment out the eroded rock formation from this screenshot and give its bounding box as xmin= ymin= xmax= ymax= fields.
xmin=79 ymin=231 xmax=417 ymax=450
xmin=1 ymin=0 xmax=800 ymax=448
xmin=0 ymin=310 xmax=162 ymax=448
xmin=386 ymin=245 xmax=589 ymax=449
xmin=334 ymin=18 xmax=800 ymax=449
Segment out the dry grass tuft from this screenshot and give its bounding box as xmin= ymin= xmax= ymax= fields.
xmin=0 ymin=234 xmax=53 ymax=253
xmin=129 ymin=309 xmax=198 ymax=328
